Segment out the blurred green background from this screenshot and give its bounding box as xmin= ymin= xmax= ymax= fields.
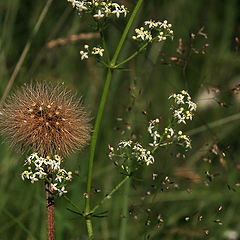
xmin=1 ymin=0 xmax=240 ymax=239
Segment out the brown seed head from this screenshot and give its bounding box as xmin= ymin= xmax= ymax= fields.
xmin=0 ymin=83 xmax=92 ymax=156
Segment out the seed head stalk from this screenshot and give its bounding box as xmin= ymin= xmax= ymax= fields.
xmin=84 ymin=0 xmax=144 ymax=238
xmin=45 ymin=180 xmax=55 ymax=240
xmin=0 ymin=83 xmax=91 ymax=240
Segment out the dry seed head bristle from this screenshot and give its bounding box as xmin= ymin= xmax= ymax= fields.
xmin=0 ymin=83 xmax=92 ymax=156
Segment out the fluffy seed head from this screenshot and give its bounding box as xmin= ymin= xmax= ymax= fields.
xmin=0 ymin=83 xmax=92 ymax=156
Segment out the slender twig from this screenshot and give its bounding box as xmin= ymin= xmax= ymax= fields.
xmin=119 ymin=177 xmax=131 ymax=240
xmin=99 ymin=28 xmax=110 ymax=64
xmin=63 ymin=195 xmax=83 ymax=213
xmin=0 ymin=0 xmax=53 ymax=107
xmin=90 ymin=175 xmax=130 ymax=214
xmin=114 ymin=41 xmax=150 ymax=69
xmin=111 ymin=0 xmax=144 ymax=65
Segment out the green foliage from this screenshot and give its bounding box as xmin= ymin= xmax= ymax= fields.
xmin=1 ymin=0 xmax=240 ymax=239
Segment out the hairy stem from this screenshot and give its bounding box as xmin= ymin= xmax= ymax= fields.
xmin=45 ymin=181 xmax=55 ymax=240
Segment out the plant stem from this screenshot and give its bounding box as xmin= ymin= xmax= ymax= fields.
xmin=84 ymin=0 xmax=144 ymax=238
xmin=86 ymin=219 xmax=94 ymax=240
xmin=119 ymin=177 xmax=131 ymax=240
xmin=99 ymin=28 xmax=110 ymax=64
xmin=91 ymin=175 xmax=130 ymax=214
xmin=111 ymin=0 xmax=144 ymax=65
xmin=85 ymin=68 xmax=112 ymax=210
xmin=45 ymin=181 xmax=55 ymax=240
xmin=63 ymin=195 xmax=82 ymax=213
xmin=114 ymin=41 xmax=149 ymax=68
xmin=85 ymin=68 xmax=112 ymax=238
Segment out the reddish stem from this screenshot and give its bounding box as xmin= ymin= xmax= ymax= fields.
xmin=45 ymin=181 xmax=55 ymax=240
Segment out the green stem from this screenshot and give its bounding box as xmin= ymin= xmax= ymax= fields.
xmin=99 ymin=28 xmax=110 ymax=64
xmin=119 ymin=175 xmax=131 ymax=240
xmin=115 ymin=41 xmax=149 ymax=68
xmin=84 ymin=0 xmax=144 ymax=238
xmin=63 ymin=195 xmax=82 ymax=213
xmin=86 ymin=219 xmax=94 ymax=240
xmin=91 ymin=175 xmax=130 ymax=214
xmin=111 ymin=0 xmax=144 ymax=65
xmin=85 ymin=68 xmax=112 ymax=214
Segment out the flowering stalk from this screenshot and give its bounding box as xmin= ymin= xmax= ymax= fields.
xmin=84 ymin=0 xmax=144 ymax=238
xmin=106 ymin=90 xmax=197 ymax=216
xmin=67 ymin=0 xmax=175 ymax=238
xmin=21 ymin=153 xmax=74 ymax=240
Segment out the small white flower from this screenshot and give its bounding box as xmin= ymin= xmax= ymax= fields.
xmin=75 ymin=1 xmax=87 ymax=11
xmin=187 ymin=100 xmax=197 ymax=111
xmin=119 ymin=140 xmax=132 ymax=148
xmin=67 ymin=171 xmax=72 ymax=179
xmin=159 ymin=20 xmax=168 ymax=29
xmin=104 ymin=6 xmax=111 ymax=16
xmin=56 ymin=174 xmax=63 ymax=183
xmin=92 ymin=47 xmax=104 ymax=57
xmin=168 ymin=128 xmax=174 ymax=136
xmin=158 ymin=35 xmax=166 ymax=42
xmin=34 ymin=159 xmax=43 ymax=168
xmin=30 ymin=152 xmax=39 ymax=160
xmin=111 ymin=3 xmax=120 ymax=9
xmin=58 ymin=186 xmax=67 ymax=197
xmin=21 ymin=171 xmax=31 ymax=180
xmin=36 ymin=170 xmax=46 ymax=179
xmin=80 ymin=51 xmax=88 ymax=60
xmin=30 ymin=174 xmax=39 ymax=183
xmin=146 ymin=155 xmax=154 ymax=165
xmin=121 ymin=8 xmax=127 ymax=17
xmin=144 ymin=20 xmax=157 ymax=29
xmin=178 ymin=117 xmax=186 ymax=124
xmin=51 ymin=183 xmax=58 ymax=191
xmin=176 ymin=94 xmax=185 ymax=104
xmin=174 ymin=109 xmax=183 ymax=119
xmin=112 ymin=8 xmax=121 ymax=18
xmin=93 ymin=10 xmax=104 ymax=19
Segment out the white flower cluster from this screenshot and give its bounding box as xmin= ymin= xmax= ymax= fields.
xmin=109 ymin=90 xmax=196 ymax=171
xmin=67 ymin=0 xmax=128 ymax=19
xmin=148 ymin=118 xmax=160 ymax=147
xmin=132 ymin=19 xmax=173 ymax=43
xmin=80 ymin=45 xmax=104 ymax=60
xmin=21 ymin=153 xmax=72 ymax=197
xmin=148 ymin=120 xmax=192 ymax=149
xmin=177 ymin=131 xmax=192 ymax=149
xmin=109 ymin=140 xmax=154 ymax=167
xmin=169 ymin=90 xmax=197 ymax=124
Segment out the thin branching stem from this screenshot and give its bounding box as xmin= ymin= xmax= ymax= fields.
xmin=111 ymin=0 xmax=144 ymax=65
xmin=90 ymin=175 xmax=130 ymax=214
